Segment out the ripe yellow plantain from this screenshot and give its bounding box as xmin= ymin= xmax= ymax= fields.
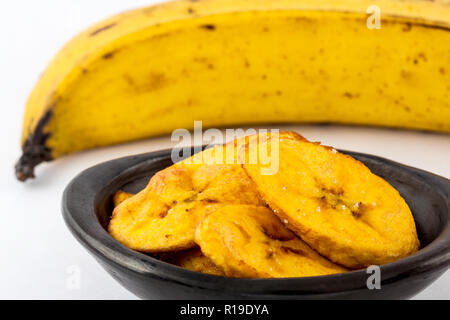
xmin=16 ymin=0 xmax=450 ymax=181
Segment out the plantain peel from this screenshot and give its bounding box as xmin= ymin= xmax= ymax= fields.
xmin=195 ymin=204 xmax=347 ymax=278
xmin=108 ymin=141 xmax=264 ymax=253
xmin=17 ymin=0 xmax=450 ymax=181
xmin=241 ymin=131 xmax=420 ymax=269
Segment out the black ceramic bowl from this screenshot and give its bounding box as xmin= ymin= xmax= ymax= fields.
xmin=62 ymin=148 xmax=450 ymax=299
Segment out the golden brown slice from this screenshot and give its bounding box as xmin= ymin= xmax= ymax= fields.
xmin=195 ymin=204 xmax=347 ymax=278
xmin=113 ymin=190 xmax=134 ymax=207
xmin=162 ymin=248 xmax=225 ymax=276
xmin=242 ymin=131 xmax=420 ymax=269
xmin=108 ymin=139 xmax=265 ymax=253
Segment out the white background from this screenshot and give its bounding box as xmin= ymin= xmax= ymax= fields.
xmin=0 ymin=0 xmax=448 ymax=299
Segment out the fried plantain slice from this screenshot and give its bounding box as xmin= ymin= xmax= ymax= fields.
xmin=241 ymin=131 xmax=420 ymax=268
xmin=161 ymin=247 xmax=225 ymax=276
xmin=195 ymin=204 xmax=347 ymax=278
xmin=108 ymin=139 xmax=265 ymax=253
xmin=113 ymin=190 xmax=134 ymax=207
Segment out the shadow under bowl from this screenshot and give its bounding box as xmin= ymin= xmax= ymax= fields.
xmin=62 ymin=148 xmax=450 ymax=299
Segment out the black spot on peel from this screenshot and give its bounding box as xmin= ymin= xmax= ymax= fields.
xmin=401 ymin=70 xmax=413 ymax=79
xmin=89 ymin=22 xmax=117 ymax=37
xmin=202 ymin=198 xmax=218 ymax=204
xmin=343 ymin=92 xmax=353 ymax=98
xmin=343 ymin=92 xmax=360 ymax=99
xmin=200 ymin=24 xmax=216 ymax=31
xmin=402 ymin=23 xmax=412 ymax=32
xmin=159 ymin=210 xmax=169 ymax=219
xmin=292 ymin=16 xmax=314 ymax=23
xmin=418 ymin=52 xmax=427 ymax=62
xmin=103 ymin=52 xmax=115 ymax=60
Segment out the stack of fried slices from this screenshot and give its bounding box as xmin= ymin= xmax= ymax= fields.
xmin=109 ymin=132 xmax=419 ymax=278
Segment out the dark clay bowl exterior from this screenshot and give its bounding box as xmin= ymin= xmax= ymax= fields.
xmin=62 ymin=148 xmax=450 ymax=300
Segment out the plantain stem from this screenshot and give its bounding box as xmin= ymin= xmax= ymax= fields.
xmin=15 ymin=110 xmax=53 ymax=182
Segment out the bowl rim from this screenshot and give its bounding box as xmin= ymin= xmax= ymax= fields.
xmin=62 ymin=148 xmax=450 ymax=296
